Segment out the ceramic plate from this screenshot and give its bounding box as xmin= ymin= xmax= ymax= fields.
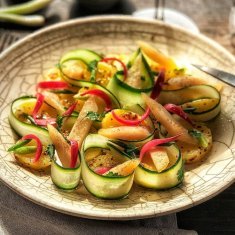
xmin=0 ymin=16 xmax=234 ymax=220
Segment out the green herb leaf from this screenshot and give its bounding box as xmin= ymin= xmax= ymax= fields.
xmin=56 ymin=115 xmax=64 ymax=130
xmin=86 ymin=111 xmax=106 ymax=122
xmin=45 ymin=144 xmax=55 ymax=159
xmin=105 ymin=171 xmax=120 ymax=177
xmin=109 ymin=140 xmax=139 ymax=157
xmin=188 ymin=129 xmax=208 ymax=147
xmin=88 ymin=60 xmax=98 ymax=82
xmin=177 ymin=167 xmax=184 ymax=182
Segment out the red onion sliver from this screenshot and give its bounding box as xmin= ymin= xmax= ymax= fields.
xmin=36 ymin=81 xmax=68 ymax=92
xmin=70 ymin=140 xmax=79 ymax=168
xmin=34 ymin=118 xmax=56 ymax=126
xmin=150 ymin=70 xmax=165 ymax=99
xmin=22 ymin=134 xmax=43 ymax=163
xmin=164 ymin=103 xmax=193 ymax=125
xmin=32 ymin=93 xmax=44 ymax=118
xmin=32 ymin=93 xmax=56 ymax=126
xmin=94 ymin=167 xmax=112 ymax=175
xmin=139 ymin=134 xmax=181 ymax=161
xmin=63 ymin=102 xmax=77 ymax=117
xmin=111 ymin=108 xmax=150 ymax=126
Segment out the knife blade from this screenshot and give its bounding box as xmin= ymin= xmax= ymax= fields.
xmin=192 ymin=64 xmax=235 ymax=87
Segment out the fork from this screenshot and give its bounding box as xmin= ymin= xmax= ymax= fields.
xmin=154 ymin=0 xmax=165 ymax=21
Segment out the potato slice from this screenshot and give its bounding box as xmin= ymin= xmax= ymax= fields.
xmin=104 ymin=159 xmax=140 ymax=176
xmin=142 ymin=93 xmax=197 ymax=145
xmin=98 ymin=126 xmax=151 ymax=141
xmin=177 ymin=124 xmax=212 ymax=164
xmin=62 ymin=60 xmax=90 ymax=80
xmin=15 ymin=152 xmax=51 ymax=170
xmin=68 ymin=96 xmax=98 ymax=146
xmin=47 ymin=124 xmax=71 ymax=168
xmin=149 ymin=147 xmax=169 ymax=173
xmin=87 ymin=149 xmax=123 ymax=170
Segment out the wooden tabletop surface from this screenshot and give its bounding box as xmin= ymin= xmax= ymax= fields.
xmin=0 ymin=0 xmax=234 ymax=234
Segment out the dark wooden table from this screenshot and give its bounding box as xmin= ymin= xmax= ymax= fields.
xmin=0 ymin=0 xmax=234 ymax=234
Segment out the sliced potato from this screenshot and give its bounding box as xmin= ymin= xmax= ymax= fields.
xmin=15 ymin=152 xmax=51 ymax=170
xmin=149 ymin=147 xmax=169 ymax=172
xmin=104 ymin=159 xmax=140 ymax=176
xmin=47 ymin=124 xmax=71 ymax=168
xmin=98 ymin=126 xmax=151 ymax=141
xmin=86 ymin=149 xmax=124 ymax=170
xmin=177 ymin=124 xmax=212 ymax=164
xmin=61 ymin=60 xmax=90 ymax=80
xmin=142 ymin=93 xmax=197 ymax=145
xmin=68 ymin=96 xmax=98 ymax=146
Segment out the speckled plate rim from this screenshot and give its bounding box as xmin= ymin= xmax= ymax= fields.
xmin=0 ymin=15 xmax=234 ymax=220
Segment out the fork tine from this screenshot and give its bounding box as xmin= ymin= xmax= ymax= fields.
xmin=154 ymin=0 xmax=159 ymax=20
xmin=0 ymin=32 xmax=20 ymax=53
xmin=154 ymin=0 xmax=165 ymax=21
xmin=0 ymin=32 xmax=9 ymax=53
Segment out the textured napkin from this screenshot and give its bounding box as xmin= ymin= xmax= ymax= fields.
xmin=0 ymin=182 xmax=197 ymax=235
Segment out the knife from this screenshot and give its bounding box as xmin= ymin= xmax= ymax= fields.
xmin=192 ymin=64 xmax=235 ymax=87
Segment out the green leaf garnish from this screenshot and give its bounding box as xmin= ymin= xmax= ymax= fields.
xmin=56 ymin=115 xmax=64 ymax=130
xmin=45 ymin=144 xmax=55 ymax=159
xmin=177 ymin=167 xmax=184 ymax=182
xmin=105 ymin=172 xmax=120 ymax=177
xmin=88 ymin=60 xmax=98 ymax=82
xmin=188 ymin=129 xmax=208 ymax=147
xmin=108 ymin=140 xmax=139 ymax=157
xmin=86 ymin=111 xmax=106 ymax=122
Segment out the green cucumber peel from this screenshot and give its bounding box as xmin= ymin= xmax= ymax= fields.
xmin=183 ymin=107 xmax=197 ymax=113
xmin=8 ymin=139 xmax=30 ymax=152
xmin=13 ymin=146 xmax=37 ymax=154
xmin=105 ymin=172 xmax=121 ymax=177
